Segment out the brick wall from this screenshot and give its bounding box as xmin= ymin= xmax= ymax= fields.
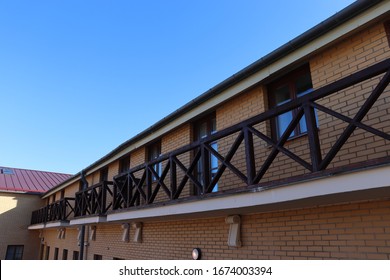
xmin=41 ymin=198 xmax=390 ymax=260
xmin=311 ymin=20 xmax=390 ymax=169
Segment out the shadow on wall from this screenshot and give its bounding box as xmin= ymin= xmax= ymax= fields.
xmin=0 ymin=192 xmax=45 ymax=260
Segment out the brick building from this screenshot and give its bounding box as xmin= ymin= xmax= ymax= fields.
xmin=29 ymin=0 xmax=390 ymax=260
xmin=0 ymin=166 xmax=71 ymax=259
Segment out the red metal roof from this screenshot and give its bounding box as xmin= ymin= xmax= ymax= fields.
xmin=0 ymin=166 xmax=72 ymax=193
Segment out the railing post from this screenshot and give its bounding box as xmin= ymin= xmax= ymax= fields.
xmin=101 ymin=182 xmax=107 ymax=214
xmin=170 ymin=157 xmax=176 ymax=199
xmin=303 ymin=103 xmax=322 ymax=171
xmin=244 ymin=127 xmax=256 ymax=185
xmin=201 ymin=143 xmax=210 ymax=194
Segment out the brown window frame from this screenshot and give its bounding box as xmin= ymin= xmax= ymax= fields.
xmin=193 ymin=112 xmax=218 ymax=194
xmin=147 ymin=140 xmax=162 ymax=181
xmin=268 ymin=64 xmax=314 ymax=140
xmin=99 ymin=167 xmax=109 ymax=182
xmin=118 ymin=154 xmax=130 ymax=174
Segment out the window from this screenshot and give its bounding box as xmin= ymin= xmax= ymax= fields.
xmin=147 ymin=140 xmax=162 ymax=181
xmin=62 ymin=249 xmax=68 ymax=260
xmin=0 ymin=168 xmax=14 ymax=175
xmin=73 ymin=251 xmax=79 ymax=260
xmin=119 ymin=155 xmax=130 ymax=174
xmin=100 ymin=167 xmax=108 ymax=182
xmin=54 ymin=247 xmax=59 ymax=260
xmin=39 ymin=244 xmax=44 ymax=260
xmin=268 ymin=65 xmax=314 ymax=139
xmin=5 ymin=245 xmax=24 ymax=260
xmin=45 ymin=246 xmax=50 ymax=260
xmin=93 ymin=254 xmax=103 ymax=260
xmin=193 ymin=113 xmax=218 ymax=193
xmin=78 ymin=180 xmax=83 ymax=191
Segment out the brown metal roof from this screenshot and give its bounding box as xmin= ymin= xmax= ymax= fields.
xmin=0 ymin=166 xmax=72 ymax=194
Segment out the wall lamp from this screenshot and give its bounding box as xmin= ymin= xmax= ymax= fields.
xmin=192 ymin=248 xmax=201 ymax=260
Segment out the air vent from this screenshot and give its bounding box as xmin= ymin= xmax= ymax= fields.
xmin=0 ymin=168 xmax=14 ymax=175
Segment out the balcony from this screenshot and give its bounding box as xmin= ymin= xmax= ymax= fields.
xmin=30 ymin=198 xmax=75 ymax=228
xmin=71 ymin=181 xmax=114 ymax=224
xmin=30 ymin=59 xmax=390 ymax=226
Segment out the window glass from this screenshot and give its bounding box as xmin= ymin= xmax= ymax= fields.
xmin=119 ymin=155 xmax=130 ymax=174
xmin=5 ymin=245 xmax=24 ymax=260
xmin=62 ymin=249 xmax=68 ymax=260
xmin=100 ymin=167 xmax=108 ymax=182
xmin=269 ymin=65 xmax=314 ymax=139
xmin=194 ymin=114 xmax=218 ymax=193
xmin=148 ymin=141 xmax=162 ymax=180
xmin=54 ymin=248 xmax=59 ymax=260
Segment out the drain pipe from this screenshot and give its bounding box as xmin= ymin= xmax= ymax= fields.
xmin=79 ymin=169 xmax=88 ymax=260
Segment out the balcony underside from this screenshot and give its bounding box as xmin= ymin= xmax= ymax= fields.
xmin=28 ymin=220 xmax=70 ymax=230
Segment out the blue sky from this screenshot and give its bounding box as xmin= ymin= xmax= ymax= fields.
xmin=0 ymin=0 xmax=355 ymax=174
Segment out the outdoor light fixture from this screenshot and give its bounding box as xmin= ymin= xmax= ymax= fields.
xmin=192 ymin=248 xmax=201 ymax=260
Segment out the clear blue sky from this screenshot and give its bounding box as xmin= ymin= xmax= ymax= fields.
xmin=0 ymin=0 xmax=355 ymax=174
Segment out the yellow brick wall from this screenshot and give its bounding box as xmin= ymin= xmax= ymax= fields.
xmin=310 ymin=20 xmax=390 ymax=169
xmin=42 ymin=227 xmax=80 ymax=260
xmin=65 ymin=181 xmax=80 ymax=197
xmin=0 ymin=192 xmax=44 ymax=259
xmin=40 ymin=198 xmax=390 ymax=260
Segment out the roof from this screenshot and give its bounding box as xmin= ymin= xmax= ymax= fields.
xmin=0 ymin=166 xmax=72 ymax=194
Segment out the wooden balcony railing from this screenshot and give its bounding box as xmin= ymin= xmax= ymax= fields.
xmin=30 ymin=198 xmax=75 ymax=225
xmin=112 ymin=58 xmax=390 ymax=210
xmin=74 ymin=181 xmax=114 ymax=217
xmin=30 ymin=58 xmax=390 ymax=224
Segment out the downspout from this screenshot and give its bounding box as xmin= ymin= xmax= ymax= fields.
xmin=79 ymin=169 xmax=88 ymax=260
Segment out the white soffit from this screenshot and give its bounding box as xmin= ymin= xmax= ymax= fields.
xmin=69 ymin=216 xmax=107 ymax=226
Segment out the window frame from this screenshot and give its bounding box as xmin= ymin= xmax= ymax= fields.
xmin=193 ymin=112 xmax=218 ymax=194
xmin=118 ymin=154 xmax=130 ymax=174
xmin=54 ymin=247 xmax=59 ymax=260
xmin=5 ymin=245 xmax=24 ymax=260
xmin=99 ymin=167 xmax=109 ymax=182
xmin=147 ymin=140 xmax=162 ymax=181
xmin=62 ymin=249 xmax=68 ymax=260
xmin=45 ymin=246 xmax=50 ymax=260
xmin=268 ymin=64 xmax=313 ymax=140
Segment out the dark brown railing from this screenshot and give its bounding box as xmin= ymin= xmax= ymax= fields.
xmin=74 ymin=181 xmax=114 ymax=217
xmin=30 ymin=198 xmax=75 ymax=225
xmin=112 ymin=58 xmax=390 ymax=210
xmin=30 ymin=58 xmax=390 ymax=224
